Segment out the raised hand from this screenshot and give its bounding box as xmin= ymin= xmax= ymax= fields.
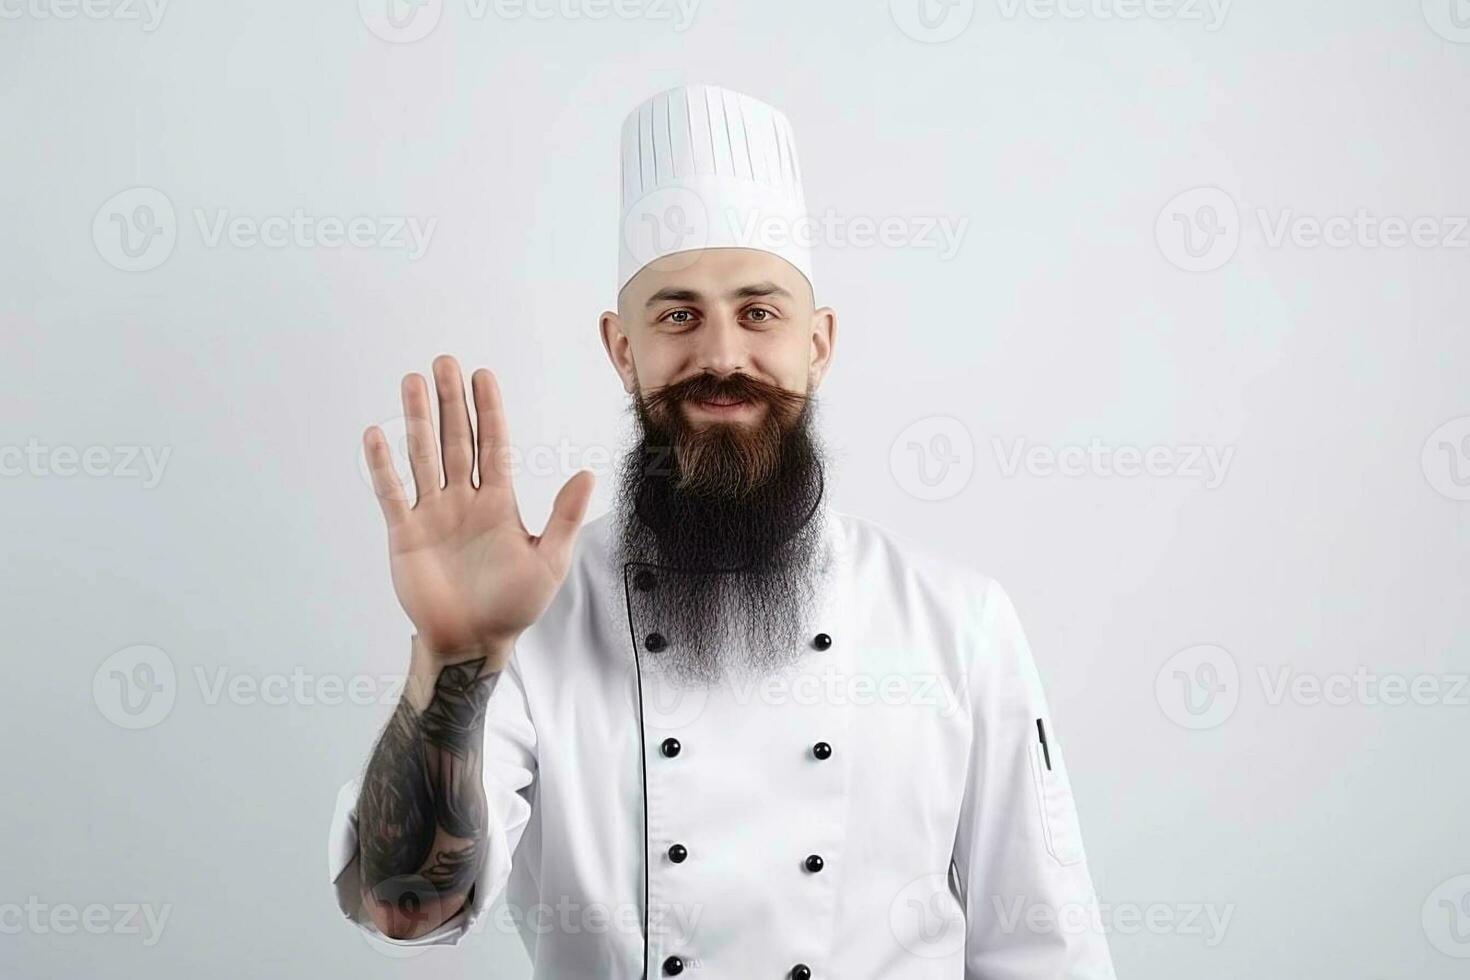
xmin=362 ymin=355 xmax=595 ymax=667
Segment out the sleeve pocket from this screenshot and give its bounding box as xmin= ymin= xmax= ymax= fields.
xmin=1027 ymin=730 xmax=1085 ymax=867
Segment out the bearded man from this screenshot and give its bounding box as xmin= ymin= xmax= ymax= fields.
xmin=328 ymin=83 xmax=1116 ymax=980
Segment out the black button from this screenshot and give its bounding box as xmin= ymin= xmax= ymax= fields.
xmin=812 ymin=741 xmax=832 ymax=760
xmin=813 ymin=632 xmax=832 ymax=650
xmin=791 ymin=965 xmax=811 ymax=980
xmin=645 ymin=632 xmax=668 ymax=652
xmin=661 ymin=737 xmax=681 ymax=758
xmin=804 ymin=854 xmax=824 ymax=873
xmin=668 ymin=843 xmax=688 ymax=863
xmin=663 ymin=955 xmax=684 ymax=975
xmin=633 ymin=569 xmax=657 ymax=591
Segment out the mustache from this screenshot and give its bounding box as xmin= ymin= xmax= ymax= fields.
xmin=641 ymin=371 xmax=808 ymax=417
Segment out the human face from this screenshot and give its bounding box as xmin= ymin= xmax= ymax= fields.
xmin=600 ymin=247 xmax=836 ymax=429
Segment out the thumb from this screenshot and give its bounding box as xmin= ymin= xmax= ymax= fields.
xmin=535 ymin=469 xmax=596 ymax=578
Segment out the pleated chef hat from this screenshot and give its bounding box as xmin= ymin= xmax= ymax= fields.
xmin=617 ymin=84 xmax=813 ymax=295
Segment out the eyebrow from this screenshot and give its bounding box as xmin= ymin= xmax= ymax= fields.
xmin=644 ymin=281 xmax=793 ymax=308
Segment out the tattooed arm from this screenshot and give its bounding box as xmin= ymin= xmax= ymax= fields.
xmin=355 ymin=635 xmax=511 ymax=940
xmin=345 ymin=358 xmax=592 ymax=940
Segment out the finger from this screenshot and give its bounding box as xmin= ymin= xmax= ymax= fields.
xmin=401 ymin=373 xmax=441 ymax=502
xmin=471 ymin=369 xmax=512 ymax=490
xmin=363 ymin=426 xmax=410 ymax=527
xmin=535 ymin=469 xmax=596 ymax=578
xmin=433 ymin=355 xmax=474 ymax=487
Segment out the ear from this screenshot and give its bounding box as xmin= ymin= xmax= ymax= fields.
xmin=599 ymin=310 xmax=638 ymax=394
xmin=808 ymin=306 xmax=837 ymax=389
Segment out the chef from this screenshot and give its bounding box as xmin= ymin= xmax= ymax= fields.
xmin=328 ymin=83 xmax=1117 ymax=979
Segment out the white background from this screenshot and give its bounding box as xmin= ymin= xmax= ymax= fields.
xmin=3 ymin=0 xmax=1469 ymax=977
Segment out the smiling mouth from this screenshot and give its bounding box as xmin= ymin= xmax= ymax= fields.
xmin=686 ymin=397 xmax=759 ymax=418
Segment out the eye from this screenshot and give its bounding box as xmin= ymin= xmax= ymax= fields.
xmin=743 ymin=306 xmax=779 ymax=324
xmin=659 ymin=308 xmax=698 ymax=327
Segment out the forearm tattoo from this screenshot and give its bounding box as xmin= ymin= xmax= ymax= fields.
xmin=358 ymin=658 xmax=499 ymax=906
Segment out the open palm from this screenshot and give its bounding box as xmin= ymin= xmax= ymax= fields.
xmin=362 ymin=356 xmax=595 ymax=662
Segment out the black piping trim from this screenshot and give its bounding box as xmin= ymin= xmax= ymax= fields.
xmin=623 ymin=563 xmax=652 ymax=980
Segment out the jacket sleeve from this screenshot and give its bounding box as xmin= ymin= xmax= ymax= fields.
xmin=325 ymin=650 xmax=539 ymax=950
xmin=951 ymin=578 xmax=1116 ymax=979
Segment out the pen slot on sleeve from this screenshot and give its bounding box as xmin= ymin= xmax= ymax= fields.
xmin=1029 ymin=716 xmax=1083 ymax=866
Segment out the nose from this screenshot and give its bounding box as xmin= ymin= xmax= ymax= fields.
xmin=693 ymin=310 xmax=749 ymax=377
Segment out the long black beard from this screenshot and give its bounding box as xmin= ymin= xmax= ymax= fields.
xmin=611 ymin=377 xmax=829 ymax=688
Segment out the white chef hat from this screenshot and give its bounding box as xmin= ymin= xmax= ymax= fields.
xmin=617 ymin=83 xmax=813 ymax=296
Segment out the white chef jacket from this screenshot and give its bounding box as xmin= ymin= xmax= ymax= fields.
xmin=327 ymin=505 xmax=1116 ymax=979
